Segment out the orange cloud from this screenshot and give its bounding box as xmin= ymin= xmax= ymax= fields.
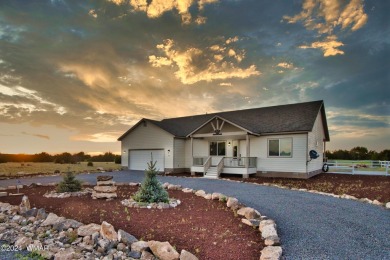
xmin=149 ymin=39 xmax=260 ymax=84
xmin=299 ymin=36 xmax=344 ymax=57
xmin=284 ymin=0 xmax=368 ymax=56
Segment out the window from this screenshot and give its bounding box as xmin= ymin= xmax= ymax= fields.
xmin=210 ymin=141 xmax=226 ymax=156
xmin=268 ymin=138 xmax=292 ymax=157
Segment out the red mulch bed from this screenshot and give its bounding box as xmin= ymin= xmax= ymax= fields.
xmin=167 ymin=172 xmax=390 ymax=203
xmin=0 ymin=186 xmax=263 ymax=260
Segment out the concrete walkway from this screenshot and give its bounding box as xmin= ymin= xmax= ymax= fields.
xmin=1 ymin=171 xmax=389 ymax=259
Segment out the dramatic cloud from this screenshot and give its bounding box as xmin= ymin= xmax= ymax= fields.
xmin=299 ymin=35 xmax=345 ymax=57
xmin=284 ymin=0 xmax=368 ymax=56
xmin=0 ymin=0 xmax=387 ymax=153
xmin=112 ymin=0 xmax=219 ymax=24
xmin=149 ymin=39 xmax=260 ymax=84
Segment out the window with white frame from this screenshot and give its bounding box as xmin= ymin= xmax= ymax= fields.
xmin=268 ymin=138 xmax=292 ymax=157
xmin=210 ymin=141 xmax=226 ymax=156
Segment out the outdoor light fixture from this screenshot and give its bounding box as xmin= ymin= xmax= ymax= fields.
xmin=228 ymin=142 xmax=231 ymax=146
xmin=123 ymin=150 xmax=126 ymax=153
xmin=168 ymin=149 xmax=170 ymax=155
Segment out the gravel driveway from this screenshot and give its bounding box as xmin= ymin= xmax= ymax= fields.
xmin=1 ymin=170 xmax=389 ymax=259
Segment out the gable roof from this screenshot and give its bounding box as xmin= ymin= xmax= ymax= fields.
xmin=118 ymin=100 xmax=330 ymax=141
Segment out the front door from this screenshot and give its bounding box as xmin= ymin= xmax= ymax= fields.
xmin=209 ymin=141 xmax=226 ymax=165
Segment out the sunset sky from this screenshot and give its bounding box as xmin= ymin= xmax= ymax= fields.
xmin=0 ymin=0 xmax=389 ymax=155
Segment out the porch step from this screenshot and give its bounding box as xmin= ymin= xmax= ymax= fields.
xmin=204 ymin=167 xmax=218 ymax=179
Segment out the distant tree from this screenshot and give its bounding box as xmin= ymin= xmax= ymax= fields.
xmin=378 ymin=149 xmax=390 ymax=161
xmin=350 ymin=146 xmax=368 ymax=160
xmin=368 ymin=150 xmax=379 ymax=160
xmin=0 ymin=154 xmax=5 ymax=164
xmin=34 ymin=152 xmax=53 ymax=162
xmin=54 ymin=152 xmax=75 ymax=164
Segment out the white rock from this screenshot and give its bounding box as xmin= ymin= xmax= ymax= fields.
xmin=41 ymin=213 xmax=66 ymax=227
xmin=182 ymin=188 xmax=193 ymax=193
xmin=94 ymin=186 xmax=117 ymax=193
xmin=100 ymin=221 xmax=118 ymax=241
xmin=237 ymin=207 xmax=261 ymax=220
xmin=261 ymin=224 xmax=278 ymax=239
xmin=131 ymin=241 xmax=149 ymax=252
xmin=148 ymin=240 xmax=180 ymax=260
xmin=226 ymin=197 xmax=239 ymax=209
xmin=211 ymin=193 xmax=222 ymax=200
xmin=259 ymin=220 xmax=276 ymax=232
xmin=260 ymin=246 xmax=282 ymax=260
xmin=372 ymin=200 xmax=383 ymax=206
xmin=386 ymin=202 xmax=390 ymax=209
xmin=195 ymin=190 xmax=206 ymax=197
xmin=77 ymin=223 xmax=101 ymax=237
xmin=180 ymin=249 xmax=198 ymax=260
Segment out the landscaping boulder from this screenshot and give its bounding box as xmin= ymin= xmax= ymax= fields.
xmin=97 ymin=175 xmax=112 ymax=181
xmin=260 ymin=246 xmax=282 ymax=260
xmin=54 ymin=247 xmax=75 ymax=260
xmin=265 ymin=236 xmax=281 ymax=246
xmin=182 ymin=188 xmax=193 ymax=193
xmin=211 ymin=193 xmax=222 ymax=200
xmin=141 ymin=250 xmax=157 ymax=260
xmin=100 ymin=221 xmax=118 ymax=241
xmin=226 ymin=197 xmax=239 ymax=209
xmin=386 ymin=202 xmax=390 ymax=209
xmin=41 ymin=213 xmax=66 ymax=227
xmin=148 ymin=240 xmax=180 ymax=260
xmin=261 ymin=224 xmax=278 ymax=239
xmin=118 ymin=229 xmax=138 ymax=246
xmin=180 ymin=249 xmax=199 ymax=260
xmin=94 ymin=186 xmax=117 ymax=193
xmin=19 ymin=195 xmax=30 ymax=214
xmin=195 ymin=190 xmax=206 ymax=197
xmin=241 ymin=218 xmax=260 ymax=227
xmin=77 ymin=223 xmax=101 ymax=237
xmin=259 ymin=219 xmax=276 ymax=232
xmin=237 ymin=207 xmax=261 ymax=220
xmin=92 ymin=191 xmax=117 ymax=199
xmin=14 ymin=236 xmax=33 ymax=250
xmin=36 ymin=208 xmax=47 ymax=220
xmin=54 ymin=219 xmax=83 ymax=232
xmin=131 ymin=241 xmax=149 ymax=252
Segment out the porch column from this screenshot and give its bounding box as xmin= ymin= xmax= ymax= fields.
xmin=191 ymin=136 xmax=195 ymax=176
xmin=246 ymin=134 xmax=250 ymax=168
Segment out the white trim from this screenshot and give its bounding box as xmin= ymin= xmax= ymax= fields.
xmin=192 ymin=131 xmax=247 ymax=138
xmin=186 ymin=115 xmax=257 ymax=137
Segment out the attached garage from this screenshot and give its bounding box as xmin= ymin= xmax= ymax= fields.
xmin=129 ymin=150 xmax=165 ymax=172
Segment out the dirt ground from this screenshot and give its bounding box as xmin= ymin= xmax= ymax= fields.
xmin=168 ymin=172 xmax=390 ymax=203
xmin=0 ymin=185 xmax=263 ymax=260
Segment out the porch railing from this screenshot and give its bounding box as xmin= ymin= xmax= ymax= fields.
xmin=193 ymin=156 xmax=208 ymax=166
xmin=204 ymin=156 xmax=211 ymax=175
xmin=216 ymin=157 xmax=224 ymax=177
xmin=223 ymin=157 xmax=257 ymax=168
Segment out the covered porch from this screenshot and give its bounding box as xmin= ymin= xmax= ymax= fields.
xmin=188 ymin=116 xmax=258 ymax=179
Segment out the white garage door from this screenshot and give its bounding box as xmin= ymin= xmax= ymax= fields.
xmin=129 ymin=150 xmax=165 ymax=171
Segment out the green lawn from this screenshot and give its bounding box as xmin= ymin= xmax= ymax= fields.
xmin=0 ymin=162 xmax=123 ymax=177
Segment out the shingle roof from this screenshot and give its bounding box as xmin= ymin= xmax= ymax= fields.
xmin=118 ymin=100 xmax=330 ymax=141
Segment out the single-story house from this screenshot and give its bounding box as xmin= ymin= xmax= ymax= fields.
xmin=118 ymin=100 xmax=330 ymax=179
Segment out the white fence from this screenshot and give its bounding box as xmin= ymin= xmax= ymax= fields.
xmin=326 ymin=160 xmax=390 ymax=176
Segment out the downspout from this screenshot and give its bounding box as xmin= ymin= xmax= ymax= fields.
xmin=306 ymin=134 xmax=309 ymax=175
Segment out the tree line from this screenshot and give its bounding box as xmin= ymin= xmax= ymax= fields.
xmin=0 ymin=152 xmax=121 ymax=164
xmin=326 ymin=147 xmax=390 ymax=161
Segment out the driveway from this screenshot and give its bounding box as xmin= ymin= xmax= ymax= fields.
xmin=1 ymin=171 xmax=389 ymax=259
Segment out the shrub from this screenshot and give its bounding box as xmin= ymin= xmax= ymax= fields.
xmin=87 ymin=161 xmax=93 ymax=167
xmin=114 ymin=155 xmax=121 ymax=164
xmin=56 ymin=172 xmax=82 ymax=193
xmin=133 ymin=161 xmax=169 ymax=203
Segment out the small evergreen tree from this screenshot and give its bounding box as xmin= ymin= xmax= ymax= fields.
xmin=57 ymin=172 xmax=82 ymax=193
xmin=133 ymin=160 xmax=169 ymax=203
